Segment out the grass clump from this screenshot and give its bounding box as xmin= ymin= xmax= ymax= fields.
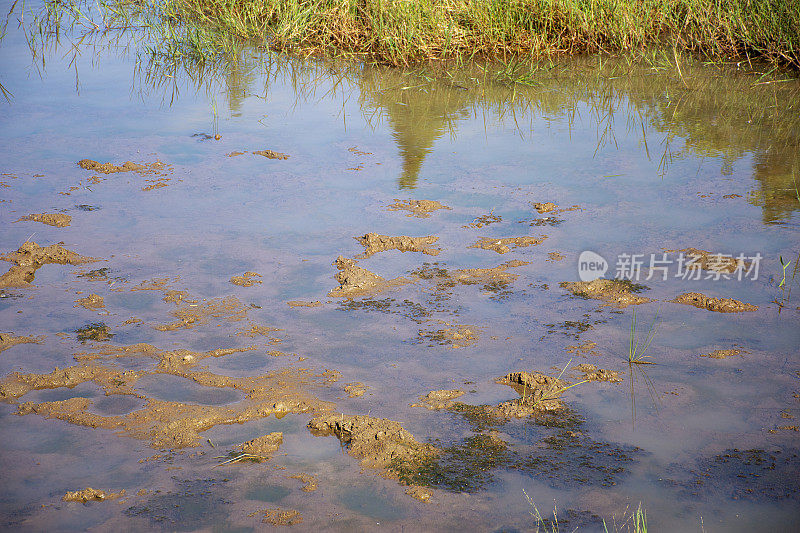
xmin=158 ymin=0 xmax=800 ymax=66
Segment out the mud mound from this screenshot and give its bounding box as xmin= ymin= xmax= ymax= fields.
xmin=672 ymin=292 xmax=757 ymax=313
xmin=468 ymin=236 xmax=546 ymax=254
xmin=417 ymin=323 xmax=479 ymax=349
xmin=0 ymin=241 xmax=100 ymax=288
xmin=240 ymin=432 xmax=283 ymax=456
xmin=665 ymin=248 xmax=747 ymax=273
xmin=495 ymin=371 xmax=568 ymax=415
xmin=356 ymin=233 xmax=440 ymax=258
xmin=413 ymin=390 xmax=465 ymax=410
xmin=560 ymin=279 xmax=650 ymax=308
xmin=253 ymin=150 xmax=289 ymax=160
xmin=573 ymin=364 xmax=622 ymax=383
xmin=308 ymin=414 xmax=437 ymax=471
xmin=0 ymin=332 xmax=44 ymax=354
xmin=328 ymin=256 xmax=410 ymax=298
xmin=533 ymin=202 xmax=558 ymax=214
xmin=388 ymin=199 xmax=450 ymax=218
xmin=15 ymin=213 xmax=71 ymax=227
xmin=74 ymin=294 xmax=105 ymax=309
xmin=344 ymin=382 xmax=367 ymax=397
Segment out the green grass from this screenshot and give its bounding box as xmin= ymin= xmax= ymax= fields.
xmin=523 ymin=494 xmax=649 ymax=532
xmin=16 ymin=0 xmax=800 ymax=67
xmin=628 ymin=308 xmax=659 ymax=364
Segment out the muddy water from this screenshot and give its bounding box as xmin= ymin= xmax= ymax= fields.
xmin=1 ymin=5 xmax=800 ymax=532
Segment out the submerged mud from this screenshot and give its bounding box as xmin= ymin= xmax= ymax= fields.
xmin=288 ymin=473 xmax=317 ymax=492
xmin=463 ymin=213 xmax=502 ymax=229
xmin=560 ymin=279 xmax=651 ymax=308
xmin=413 ymin=390 xmax=466 ymax=410
xmin=417 ymin=322 xmax=479 ymax=349
xmin=287 ymin=300 xmax=323 ymax=307
xmin=572 ymin=364 xmax=622 ymax=383
xmin=468 ymin=236 xmax=546 ymax=254
xmin=388 ymin=199 xmax=451 ymax=218
xmin=155 ymin=296 xmax=250 ymax=331
xmin=533 ymin=202 xmax=559 ymax=214
xmin=74 ymin=293 xmax=105 ymax=309
xmin=249 ymin=508 xmax=302 ymax=525
xmin=240 ymin=432 xmax=283 ymax=457
xmin=355 ymin=233 xmax=440 ymax=258
xmin=0 ymin=241 xmax=100 ymax=288
xmin=672 ymin=292 xmax=758 ymax=313
xmin=665 ymin=248 xmax=748 ymax=273
xmin=230 ymin=272 xmax=262 ymax=287
xmin=62 ymin=487 xmax=125 ymax=503
xmin=700 ymin=348 xmax=745 ymax=359
xmin=15 ymin=213 xmax=71 ymax=227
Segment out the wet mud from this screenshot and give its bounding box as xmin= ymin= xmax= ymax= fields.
xmin=665 ymin=248 xmax=748 ymax=273
xmin=328 ymin=256 xmax=411 ymax=298
xmin=343 ymin=382 xmax=367 ymax=397
xmin=355 ymin=233 xmax=440 ymax=258
xmin=74 ymin=293 xmax=105 ymax=309
xmin=230 ymin=272 xmax=262 ymax=287
xmin=240 ymin=432 xmax=283 ymax=457
xmin=572 ymin=364 xmax=622 ymax=383
xmin=560 ymin=279 xmax=651 ymax=308
xmin=566 ymin=341 xmax=600 ymax=357
xmin=547 ymin=252 xmax=565 ymax=262
xmin=77 ymin=159 xmax=144 ymax=174
xmin=413 ymin=389 xmax=465 ymax=410
xmin=253 ymin=150 xmax=289 ymax=160
xmin=468 ymin=236 xmax=546 ymax=254
xmin=287 ymin=300 xmax=323 ymax=307
xmin=287 ymin=473 xmax=317 ymax=492
xmin=62 ymin=488 xmax=125 ymax=503
xmin=672 ymin=292 xmax=758 ymax=313
xmin=463 ymin=213 xmax=502 ymax=228
xmin=0 ymin=242 xmax=100 ymax=288
xmin=0 ymin=332 xmax=44 ymax=353
xmin=533 ymin=202 xmax=559 ymax=214
xmin=495 ymin=371 xmax=568 ymax=415
xmin=388 ymin=199 xmax=451 ymax=218
xmin=15 ymin=213 xmax=71 ymax=227
xmin=155 ymin=296 xmax=250 ymax=331
xmin=416 ymin=322 xmax=479 ymax=349
xmin=308 ymin=414 xmax=438 ymax=472
xmin=700 ymin=348 xmax=746 ymax=359
xmin=249 ymin=508 xmax=303 ymax=525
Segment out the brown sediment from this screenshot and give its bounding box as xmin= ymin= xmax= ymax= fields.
xmin=494 ymin=371 xmax=567 ymax=415
xmin=468 ymin=236 xmax=546 ymax=254
xmin=154 ymin=296 xmax=250 ymax=331
xmin=664 ymin=248 xmax=748 ymax=273
xmin=414 ymin=260 xmax=529 ymax=289
xmin=253 ymin=150 xmax=289 ymax=160
xmin=235 ymin=324 xmax=282 ymax=337
xmin=463 ymin=212 xmax=502 ymax=229
xmin=162 ymin=290 xmax=197 ymax=305
xmin=723 ymin=194 xmax=743 ymax=199
xmin=249 ymin=508 xmax=303 ymax=525
xmin=142 ymin=177 xmax=171 ymax=191
xmin=672 ymin=292 xmax=758 ymax=313
xmin=240 ymin=432 xmax=283 ymax=457
xmin=0 ymin=241 xmax=100 ymax=289
xmin=230 ymin=272 xmax=262 ymax=287
xmin=0 ymin=332 xmax=44 ymax=354
xmin=566 ymin=341 xmax=600 ymax=357
xmin=700 ymin=348 xmax=746 ymax=359
xmin=547 ymin=252 xmax=565 ymax=262
xmin=287 ymin=300 xmax=323 ymax=308
xmin=74 ymin=294 xmax=105 ymax=309
xmin=227 ymin=151 xmax=246 ymax=157
xmin=355 ymin=233 xmax=440 ymax=258
xmin=573 ymin=364 xmax=622 ymax=383
xmin=308 ymin=414 xmax=437 ymax=472
xmin=412 ymin=389 xmax=465 ymax=410
xmin=287 ymin=473 xmax=317 ymax=492
xmin=62 ymin=488 xmax=125 ymax=503
xmin=418 ymin=322 xmax=479 ymax=349
xmin=328 ymin=256 xmax=411 ymax=298
xmin=11 ymin=361 xmax=335 ymax=448
xmin=406 ymin=485 xmax=433 ymax=502
xmin=559 ymin=279 xmax=651 ymax=309
xmin=130 ymin=278 xmax=174 ymax=292
xmin=77 ymin=159 xmax=144 ymax=174
xmin=388 ymin=199 xmax=451 ymax=218
xmin=533 ymin=202 xmax=558 ymax=214
xmin=344 ymin=382 xmax=367 ymax=397
xmin=122 ymin=317 xmax=142 ymax=325
xmin=15 ymin=213 xmax=72 ymax=227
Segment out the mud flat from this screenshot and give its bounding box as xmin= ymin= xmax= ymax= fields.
xmin=560 ymin=279 xmax=650 ymax=308
xmin=355 ymin=233 xmax=440 ymax=258
xmin=388 ymin=199 xmax=450 ymax=218
xmin=15 ymin=213 xmax=71 ymax=227
xmin=0 ymin=241 xmax=100 ymax=288
xmin=328 ymin=256 xmax=411 ymax=298
xmin=672 ymin=292 xmax=758 ymax=313
xmin=468 ymin=236 xmax=546 ymax=254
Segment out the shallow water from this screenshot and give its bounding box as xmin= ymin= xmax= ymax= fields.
xmin=1 ymin=2 xmax=799 ymax=531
